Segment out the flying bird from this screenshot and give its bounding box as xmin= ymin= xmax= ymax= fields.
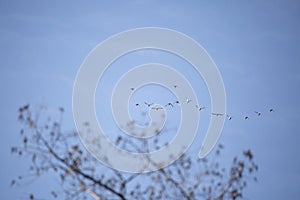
xmin=152 ymin=106 xmax=163 ymax=111
xmin=135 ymin=103 xmax=140 ymax=107
xmin=173 ymin=85 xmax=178 ymax=88
xmin=186 ymin=98 xmax=192 ymax=104
xmin=144 ymin=102 xmax=154 ymax=107
xmin=130 ymin=87 xmax=135 ymax=91
xmin=226 ymin=115 xmax=233 ymax=120
xmin=269 ymin=108 xmax=274 ymax=112
xmin=254 ymin=111 xmax=262 ymax=116
xmin=244 ymin=116 xmax=249 ymax=120
xmin=174 ymin=100 xmax=180 ymax=104
xmin=165 ymin=102 xmax=174 ymax=107
xmin=195 ymin=105 xmax=205 ymax=111
xmin=212 ymin=113 xmax=224 ymax=117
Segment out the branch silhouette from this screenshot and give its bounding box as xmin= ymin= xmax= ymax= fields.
xmin=11 ymin=104 xmax=258 ymax=200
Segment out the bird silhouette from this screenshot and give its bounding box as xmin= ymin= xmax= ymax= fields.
xmin=269 ymin=108 xmax=274 ymax=112
xmin=151 ymin=106 xmax=163 ymax=110
xmin=173 ymin=85 xmax=178 ymax=88
xmin=212 ymin=113 xmax=224 ymax=117
xmin=186 ymin=98 xmax=192 ymax=103
xmin=254 ymin=111 xmax=262 ymax=116
xmin=226 ymin=115 xmax=233 ymax=120
xmin=130 ymin=87 xmax=135 ymax=91
xmin=195 ymin=105 xmax=205 ymax=111
xmin=144 ymin=102 xmax=154 ymax=107
xmin=165 ymin=102 xmax=174 ymax=107
xmin=174 ymin=100 xmax=180 ymax=104
xmin=244 ymin=116 xmax=249 ymax=120
xmin=135 ymin=103 xmax=140 ymax=107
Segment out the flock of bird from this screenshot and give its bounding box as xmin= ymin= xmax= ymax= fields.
xmin=211 ymin=108 xmax=274 ymax=121
xmin=130 ymin=86 xmax=274 ymax=121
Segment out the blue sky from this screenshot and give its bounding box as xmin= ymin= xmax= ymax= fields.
xmin=1 ymin=0 xmax=300 ymax=199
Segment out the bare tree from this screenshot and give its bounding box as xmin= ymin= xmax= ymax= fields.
xmin=11 ymin=104 xmax=258 ymax=200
